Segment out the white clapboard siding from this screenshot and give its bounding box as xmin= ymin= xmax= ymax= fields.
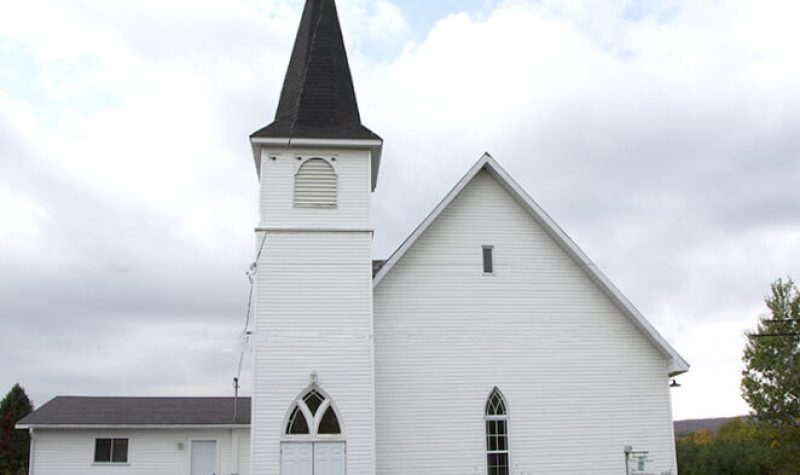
xmin=259 ymin=149 xmax=371 ymax=229
xmin=374 ymin=169 xmax=678 ymax=475
xmin=294 ymin=158 xmax=338 ymax=208
xmin=30 ymin=428 xmax=250 ymax=475
xmin=252 ymin=147 xmax=376 ymax=475
xmin=252 ymin=232 xmax=375 ymax=475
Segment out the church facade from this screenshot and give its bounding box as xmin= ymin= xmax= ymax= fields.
xmin=18 ymin=1 xmax=688 ymax=474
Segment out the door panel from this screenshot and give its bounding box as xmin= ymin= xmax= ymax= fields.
xmin=314 ymin=442 xmax=345 ymax=475
xmin=190 ymin=440 xmax=217 ymax=475
xmin=282 ymin=443 xmax=313 ymax=475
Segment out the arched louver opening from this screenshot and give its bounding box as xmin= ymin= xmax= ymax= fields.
xmin=295 ymin=158 xmax=337 ymax=208
xmin=485 ymin=388 xmax=510 ymax=475
xmin=285 ymin=387 xmax=342 ymax=437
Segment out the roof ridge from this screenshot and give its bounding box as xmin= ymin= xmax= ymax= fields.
xmin=287 ymin=0 xmax=324 ymax=142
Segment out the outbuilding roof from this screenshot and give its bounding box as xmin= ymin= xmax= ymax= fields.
xmin=17 ymin=396 xmax=251 ymax=428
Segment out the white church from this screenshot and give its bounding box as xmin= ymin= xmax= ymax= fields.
xmin=18 ymin=0 xmax=689 ymax=474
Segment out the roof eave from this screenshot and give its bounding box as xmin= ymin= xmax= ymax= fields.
xmin=16 ymin=423 xmax=250 ymax=430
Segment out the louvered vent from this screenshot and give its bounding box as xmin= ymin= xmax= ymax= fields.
xmin=295 ymin=158 xmax=337 ymax=208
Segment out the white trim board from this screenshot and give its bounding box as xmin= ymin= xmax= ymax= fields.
xmin=250 ymin=136 xmax=383 ymax=191
xmin=373 ymin=153 xmax=689 ymax=376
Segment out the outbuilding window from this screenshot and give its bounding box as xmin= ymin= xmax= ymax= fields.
xmin=295 ymin=158 xmax=337 ymax=208
xmin=485 ymin=388 xmax=510 ymax=475
xmin=94 ymin=438 xmax=128 ymax=463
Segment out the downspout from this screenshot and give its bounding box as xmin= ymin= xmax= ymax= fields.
xmin=230 ymin=429 xmax=240 ymax=475
xmin=28 ymin=428 xmax=35 ymax=475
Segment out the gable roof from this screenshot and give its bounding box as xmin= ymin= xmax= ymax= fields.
xmin=16 ymin=396 xmax=251 ymax=428
xmin=251 ymin=0 xmax=380 ymax=142
xmin=373 ymin=153 xmax=689 ymax=376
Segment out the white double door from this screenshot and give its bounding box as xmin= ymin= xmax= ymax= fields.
xmin=282 ymin=442 xmax=345 ymax=475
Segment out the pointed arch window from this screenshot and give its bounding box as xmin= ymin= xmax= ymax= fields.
xmin=285 ymin=387 xmax=342 ymax=437
xmin=286 ymin=406 xmax=309 ymax=435
xmin=294 ymin=158 xmax=337 ymax=208
xmin=485 ymin=388 xmax=510 ymax=475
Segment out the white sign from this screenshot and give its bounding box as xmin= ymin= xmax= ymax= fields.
xmin=628 ymin=453 xmax=653 ymax=475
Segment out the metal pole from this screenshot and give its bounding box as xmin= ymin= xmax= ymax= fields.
xmin=233 ymin=377 xmax=240 ymax=423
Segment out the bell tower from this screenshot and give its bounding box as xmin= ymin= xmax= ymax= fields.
xmin=248 ymin=0 xmax=381 ymax=474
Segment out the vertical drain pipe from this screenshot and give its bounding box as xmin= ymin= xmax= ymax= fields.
xmin=231 ymin=428 xmax=240 ymax=475
xmin=28 ymin=428 xmax=35 ymax=475
xmin=232 ymin=377 xmax=241 ymax=475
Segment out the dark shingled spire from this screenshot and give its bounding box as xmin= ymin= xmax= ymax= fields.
xmin=252 ymin=0 xmax=380 ymax=141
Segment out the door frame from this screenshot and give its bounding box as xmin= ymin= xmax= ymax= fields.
xmin=188 ymin=438 xmax=220 ymax=475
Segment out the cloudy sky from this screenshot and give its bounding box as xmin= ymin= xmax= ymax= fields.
xmin=1 ymin=0 xmax=798 ymax=421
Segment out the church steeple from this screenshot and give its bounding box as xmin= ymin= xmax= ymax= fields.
xmin=251 ymin=0 xmax=380 ymax=141
xmin=249 ymin=5 xmax=379 ymax=472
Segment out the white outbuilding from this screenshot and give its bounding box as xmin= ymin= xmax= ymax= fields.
xmin=19 ymin=0 xmax=688 ymax=474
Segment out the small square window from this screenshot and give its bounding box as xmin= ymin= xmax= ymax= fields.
xmin=94 ymin=438 xmax=128 ymax=464
xmin=482 ymin=246 xmax=494 ymax=274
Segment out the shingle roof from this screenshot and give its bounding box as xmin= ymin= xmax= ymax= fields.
xmin=372 ymin=259 xmax=385 ymax=276
xmin=251 ymin=0 xmax=380 ymax=141
xmin=17 ymin=397 xmax=251 ymax=427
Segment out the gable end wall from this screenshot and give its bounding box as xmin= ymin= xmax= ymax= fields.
xmin=374 ymin=170 xmax=677 ymax=475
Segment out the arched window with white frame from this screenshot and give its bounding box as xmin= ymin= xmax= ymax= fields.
xmin=282 ymin=386 xmax=345 ymax=475
xmin=294 ymin=158 xmax=337 ymax=208
xmin=285 ymin=388 xmax=342 ymax=436
xmin=485 ymin=387 xmax=510 ymax=475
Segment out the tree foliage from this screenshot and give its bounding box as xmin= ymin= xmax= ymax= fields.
xmin=676 ymin=419 xmax=777 ymax=475
xmin=0 ymin=384 xmax=33 ymax=475
xmin=738 ymin=278 xmax=800 ymax=473
xmin=742 ymin=278 xmax=800 ymax=426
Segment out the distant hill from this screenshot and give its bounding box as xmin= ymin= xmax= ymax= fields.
xmin=674 ymin=416 xmax=748 ymax=437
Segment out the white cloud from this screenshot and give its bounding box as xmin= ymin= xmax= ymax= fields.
xmin=1 ymin=0 xmax=798 ymax=421
xmin=670 ymin=317 xmax=753 ymax=419
xmin=0 ymin=186 xmax=48 ymax=257
xmin=360 ymin=0 xmax=800 ymax=418
xmin=337 ymin=0 xmax=412 ymax=60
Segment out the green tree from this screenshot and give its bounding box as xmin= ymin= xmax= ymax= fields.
xmin=742 ymin=278 xmax=800 ymax=424
xmin=676 ymin=419 xmax=777 ymax=475
xmin=0 ymin=384 xmax=33 ymax=475
xmin=716 ymin=417 xmax=758 ymax=443
xmin=741 ymin=278 xmax=800 ymax=473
